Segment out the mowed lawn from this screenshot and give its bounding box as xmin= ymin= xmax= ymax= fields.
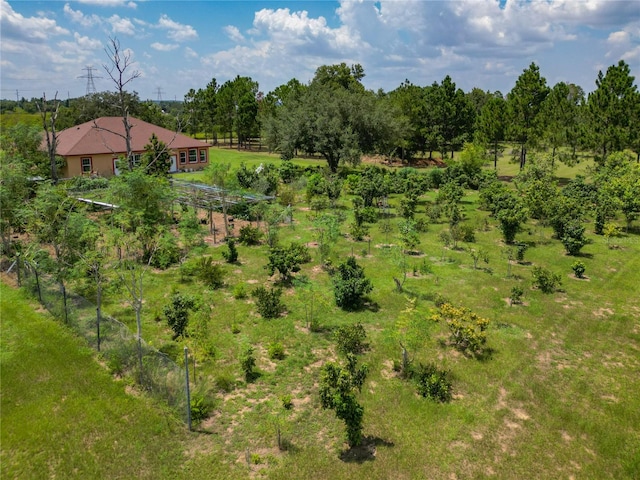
xmin=0 ymin=281 xmax=190 ymax=480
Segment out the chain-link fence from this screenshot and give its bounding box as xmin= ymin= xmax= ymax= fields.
xmin=7 ymin=260 xmax=188 ymax=421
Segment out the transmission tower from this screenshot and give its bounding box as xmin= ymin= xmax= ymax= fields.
xmin=155 ymin=87 xmax=165 ymax=102
xmin=78 ymin=66 xmax=101 ymax=96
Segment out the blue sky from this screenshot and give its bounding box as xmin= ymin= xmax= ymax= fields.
xmin=1 ymin=0 xmax=638 ymax=102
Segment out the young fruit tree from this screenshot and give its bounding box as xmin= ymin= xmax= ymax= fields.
xmin=319 ymin=353 xmax=368 ymax=447
xmin=332 ymin=256 xmax=373 ymax=310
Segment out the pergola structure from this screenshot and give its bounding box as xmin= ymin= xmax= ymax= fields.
xmin=170 ymin=179 xmax=275 ymax=241
xmin=171 ymin=179 xmax=274 ymax=210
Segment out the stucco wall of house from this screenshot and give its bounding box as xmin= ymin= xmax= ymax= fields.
xmin=62 ymin=147 xmax=209 ymax=178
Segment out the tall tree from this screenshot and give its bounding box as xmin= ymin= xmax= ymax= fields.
xmin=506 ymin=63 xmax=549 ymax=169
xmin=587 ymin=60 xmax=640 ymax=163
xmin=36 ymin=92 xmax=61 ymax=183
xmin=388 ymin=80 xmax=429 ymax=160
xmin=539 ymin=82 xmax=584 ymax=167
xmin=183 ymin=88 xmax=202 ymax=137
xmin=475 ymin=94 xmax=506 ymax=169
xmin=102 ymin=37 xmax=141 ymax=170
xmin=434 ymin=75 xmax=474 ymax=158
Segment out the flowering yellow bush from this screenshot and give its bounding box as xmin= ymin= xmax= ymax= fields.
xmin=432 ymin=303 xmax=490 ymax=355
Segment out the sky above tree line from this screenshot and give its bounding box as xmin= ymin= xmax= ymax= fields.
xmin=1 ymin=0 xmax=638 ymax=102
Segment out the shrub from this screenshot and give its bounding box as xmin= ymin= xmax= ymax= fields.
xmin=561 ymin=221 xmax=588 ymax=256
xmin=189 ymin=393 xmax=214 ymax=424
xmin=240 ymin=345 xmax=257 ymax=382
xmin=197 ymin=257 xmax=225 ymax=289
xmin=334 ymin=323 xmax=368 ymax=355
xmin=532 ymin=266 xmax=562 ymax=293
xmin=233 ymin=282 xmax=247 ymax=299
xmin=310 ymin=197 xmax=329 ymax=212
xmin=279 ymin=160 xmax=301 ymax=184
xmin=278 ymin=185 xmax=296 ymax=206
xmin=510 ymin=286 xmax=524 ymax=305
xmin=418 ymin=259 xmax=433 ymax=275
xmin=415 ymin=217 xmax=429 ymax=233
xmin=281 ymin=394 xmax=293 ymax=409
xmin=252 ymin=286 xmax=285 ymax=319
xmin=163 ymin=293 xmax=197 ymax=339
xmin=426 ymin=204 xmax=443 ymax=223
xmin=412 ymin=363 xmax=453 ymax=403
xmin=150 ymin=232 xmax=181 ymax=269
xmin=238 ymin=225 xmax=263 ymax=245
xmin=214 ymin=373 xmax=236 ymax=393
xmin=459 ymin=223 xmax=476 ymax=243
xmin=432 ymin=303 xmax=490 ymax=356
xmin=349 ymin=222 xmax=369 ymax=241
xmin=515 ymin=243 xmax=528 ymax=262
xmin=332 ymin=257 xmax=373 ymax=310
xmin=268 ymin=342 xmax=286 ymax=360
xmin=221 ymin=238 xmax=238 ymax=263
xmin=266 ymin=242 xmax=311 ymax=283
xmin=572 ymin=261 xmax=586 ymax=279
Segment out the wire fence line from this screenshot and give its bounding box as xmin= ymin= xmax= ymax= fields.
xmin=6 ymin=260 xmax=189 ymax=422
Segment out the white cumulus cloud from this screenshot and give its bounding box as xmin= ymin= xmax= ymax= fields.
xmin=63 ymin=3 xmax=102 ymax=27
xmin=0 ymin=0 xmax=69 ymax=42
xmin=108 ymin=14 xmax=135 ymax=35
xmin=151 ymin=42 xmax=179 ymax=52
xmin=224 ymin=25 xmax=245 ymax=43
xmin=76 ymin=0 xmax=137 ymax=8
xmin=157 ymin=14 xmax=198 ymax=42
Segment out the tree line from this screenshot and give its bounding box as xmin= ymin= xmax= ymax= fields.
xmin=1 ymin=59 xmax=638 ymax=178
xmin=184 ymin=60 xmax=639 ymax=171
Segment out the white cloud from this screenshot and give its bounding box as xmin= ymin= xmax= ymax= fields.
xmin=608 ymin=31 xmax=629 ymax=44
xmin=184 ymin=47 xmax=198 ymax=59
xmin=108 ymin=14 xmax=135 ymax=35
xmin=76 ymin=0 xmax=137 ymax=8
xmin=151 ymin=42 xmax=179 ymax=52
xmin=622 ymin=45 xmax=640 ymax=62
xmin=63 ymin=3 xmax=101 ymax=28
xmin=224 ymin=25 xmax=245 ymax=43
xmin=0 ymin=0 xmax=69 ymax=42
xmin=157 ymin=14 xmax=198 ymax=42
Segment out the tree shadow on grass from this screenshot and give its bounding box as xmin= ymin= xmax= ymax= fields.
xmin=339 ymin=436 xmax=395 ymax=464
xmin=245 ymin=371 xmax=263 ymax=383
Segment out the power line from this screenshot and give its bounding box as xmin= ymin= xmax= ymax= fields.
xmin=78 ymin=66 xmax=102 ymax=96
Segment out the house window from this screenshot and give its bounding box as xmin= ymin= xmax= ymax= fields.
xmin=81 ymin=157 xmax=92 ymax=174
xmin=131 ymin=154 xmax=141 ymax=167
xmin=199 ymin=149 xmax=207 ymax=163
xmin=189 ymin=149 xmax=197 ymax=163
xmin=179 ymin=151 xmax=186 ymax=164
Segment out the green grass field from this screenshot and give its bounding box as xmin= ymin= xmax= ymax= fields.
xmin=3 ymin=146 xmax=640 ymax=479
xmin=0 ymin=283 xmax=191 ymax=479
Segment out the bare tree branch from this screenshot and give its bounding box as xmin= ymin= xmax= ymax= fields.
xmin=36 ymin=92 xmax=61 ymax=183
xmin=101 ymin=37 xmax=141 ymax=170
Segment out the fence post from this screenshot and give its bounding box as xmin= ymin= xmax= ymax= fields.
xmin=34 ymin=266 xmax=42 ymax=303
xmin=96 ymin=308 xmax=101 ymax=352
xmin=184 ymin=346 xmax=192 ymax=431
xmin=16 ymin=253 xmax=21 ymax=287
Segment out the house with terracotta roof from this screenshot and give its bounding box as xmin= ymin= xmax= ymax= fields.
xmin=55 ymin=117 xmax=209 ymax=178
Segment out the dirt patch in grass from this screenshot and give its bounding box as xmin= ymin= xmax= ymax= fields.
xmin=593 ymin=307 xmax=614 ymax=318
xmin=380 ymin=359 xmax=396 ymax=380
